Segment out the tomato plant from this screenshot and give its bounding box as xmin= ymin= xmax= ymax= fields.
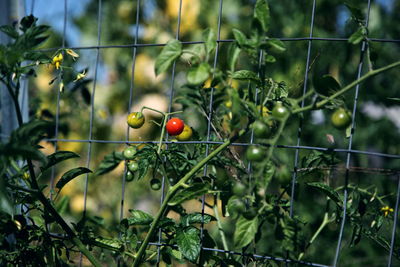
xmin=166 ymin=117 xmax=185 ymax=136
xmin=127 ymin=112 xmax=145 ymax=129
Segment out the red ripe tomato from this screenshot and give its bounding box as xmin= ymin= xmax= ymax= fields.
xmin=166 ymin=118 xmax=184 ymax=136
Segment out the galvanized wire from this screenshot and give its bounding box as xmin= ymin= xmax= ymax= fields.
xmin=20 ymin=0 xmax=400 ymax=266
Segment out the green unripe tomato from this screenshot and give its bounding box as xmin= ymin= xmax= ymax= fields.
xmin=243 ymin=207 xmax=258 ymax=220
xmin=232 ymin=182 xmax=246 ymax=197
xmin=246 ymin=145 xmax=265 ymax=162
xmin=331 ymin=108 xmax=352 ymax=129
xmin=123 ymin=146 xmax=137 ymax=160
xmin=229 ymin=198 xmax=246 ymax=214
xmin=272 ymin=101 xmax=289 ymax=119
xmin=127 ymin=112 xmax=145 ymax=129
xmin=125 ymin=171 xmax=134 ymax=182
xmin=252 ymin=120 xmax=270 ymax=138
xmin=276 ymin=166 xmax=291 ymax=184
xmin=150 ymin=179 xmax=162 ymax=191
xmin=127 ymin=161 xmax=139 ymax=172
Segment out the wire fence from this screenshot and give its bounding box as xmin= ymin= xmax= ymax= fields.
xmin=16 ymin=0 xmax=400 ymax=266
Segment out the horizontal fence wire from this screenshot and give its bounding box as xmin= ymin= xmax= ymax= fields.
xmin=22 ymin=0 xmax=400 ymax=266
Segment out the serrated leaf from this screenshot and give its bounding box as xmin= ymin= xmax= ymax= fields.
xmin=203 ymin=28 xmax=216 ymax=55
xmin=176 ymin=227 xmax=201 ymax=262
xmin=348 ymin=27 xmax=367 ymax=45
xmin=259 ymin=161 xmax=275 ymax=189
xmin=180 ymin=213 xmax=215 ymax=226
xmin=155 ymin=39 xmax=182 ymax=76
xmin=231 ymin=70 xmax=260 ymax=83
xmin=228 ymin=43 xmax=241 ymax=71
xmin=96 ymin=151 xmax=124 ymax=175
xmin=313 ymin=74 xmax=341 ymax=96
xmin=232 ymin=28 xmax=248 ymax=47
xmin=265 ymin=38 xmax=286 ymax=53
xmin=254 ymin=0 xmax=270 ymax=32
xmin=168 ymin=183 xmax=210 ymax=206
xmin=56 ymin=167 xmax=92 ymax=191
xmin=265 ymin=54 xmax=276 ymax=63
xmin=306 ymin=182 xmax=342 ymax=205
xmin=41 ymin=151 xmax=80 ymax=172
xmin=234 ymin=216 xmax=259 ymax=248
xmin=187 ymin=63 xmax=210 ymax=85
xmin=124 ymin=209 xmax=153 ymax=226
xmin=0 ymin=25 xmax=19 ymax=39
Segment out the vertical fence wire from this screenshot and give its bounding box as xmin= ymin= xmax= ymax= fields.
xmin=332 ymin=1 xmax=372 ymax=266
xmin=49 ymin=0 xmax=68 ymax=200
xmin=120 ymin=0 xmax=142 ymax=224
xmin=156 ymin=0 xmax=184 ymax=264
xmin=79 ymin=0 xmax=103 ymax=265
xmin=199 ymin=0 xmax=224 ymax=264
xmin=289 ymin=0 xmax=317 ymax=219
xmin=15 ymin=0 xmax=400 ymax=266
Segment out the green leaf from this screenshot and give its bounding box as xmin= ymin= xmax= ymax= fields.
xmin=180 ymin=213 xmax=215 ymax=226
xmin=265 ymin=39 xmax=286 ymax=53
xmin=258 ymin=161 xmax=275 ymax=190
xmin=95 ymin=151 xmax=124 ymax=175
xmin=254 ymin=0 xmax=270 ymax=32
xmin=231 ymin=70 xmax=260 ymax=83
xmin=41 ymin=151 xmax=80 ymax=172
xmin=187 ymin=63 xmax=210 ymax=85
xmin=176 ymin=226 xmax=201 ymax=262
xmin=234 ymin=216 xmax=259 ymax=248
xmin=203 ymin=28 xmax=217 ymax=55
xmin=388 ymin=97 xmax=400 ymax=102
xmin=0 ymin=25 xmax=19 ymax=39
xmin=232 ymin=29 xmax=248 ymax=47
xmin=55 ymin=196 xmax=69 ymax=214
xmin=313 ymin=74 xmax=341 ymax=96
xmin=1 ymin=144 xmax=47 ymax=164
xmin=168 ymin=183 xmax=210 ymax=206
xmin=227 ymin=43 xmax=242 ymax=71
xmin=155 ymin=39 xmax=182 ymax=76
xmin=19 ymin=15 xmax=38 ymax=32
xmin=265 ymin=54 xmax=276 ymax=63
xmin=306 ymin=182 xmax=342 ymax=205
xmin=0 ymin=180 xmax=13 ymax=215
xmin=56 ymin=167 xmax=92 ymax=191
xmin=123 ymin=209 xmax=153 ymax=226
xmin=348 ymin=27 xmax=367 ymax=45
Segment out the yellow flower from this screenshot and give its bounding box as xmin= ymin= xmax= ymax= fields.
xmin=381 ymin=206 xmax=394 ymax=217
xmin=66 ymin=49 xmax=79 ymax=60
xmin=73 ymin=70 xmax=87 ymax=82
xmin=22 ymin=172 xmax=30 ymax=180
xmin=52 ymin=53 xmax=63 ymax=69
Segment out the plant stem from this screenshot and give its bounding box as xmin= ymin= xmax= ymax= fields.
xmin=5 ymin=81 xmax=102 ymax=267
xmin=132 ymin=138 xmax=233 ymax=267
xmin=157 ymin=114 xmax=168 ymax=154
xmin=293 ymin=60 xmax=400 ymax=114
xmin=298 ymin=212 xmax=331 ymax=261
xmin=213 ymin=201 xmax=229 ymax=252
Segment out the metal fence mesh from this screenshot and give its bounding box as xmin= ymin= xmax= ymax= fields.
xmin=20 ymin=0 xmax=400 ymax=266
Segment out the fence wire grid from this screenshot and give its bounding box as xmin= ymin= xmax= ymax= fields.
xmin=13 ymin=0 xmax=400 ymax=266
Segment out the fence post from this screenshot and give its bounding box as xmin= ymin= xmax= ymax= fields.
xmin=0 ymin=0 xmax=29 ymax=143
